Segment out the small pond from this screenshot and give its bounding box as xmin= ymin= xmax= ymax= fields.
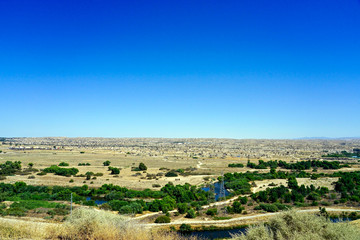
xmin=86 ymin=197 xmax=107 ymax=205
xmin=201 ymin=181 xmax=231 ymax=201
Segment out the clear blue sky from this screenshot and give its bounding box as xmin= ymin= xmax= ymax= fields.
xmin=1 ymin=0 xmax=359 ymax=139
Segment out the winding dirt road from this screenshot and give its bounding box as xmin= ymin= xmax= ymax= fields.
xmin=145 ymin=207 xmax=360 ymax=227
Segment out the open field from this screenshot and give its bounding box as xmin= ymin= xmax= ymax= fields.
xmin=1 ymin=137 xmax=360 ymax=189
xmin=1 ymin=137 xmax=360 ymax=236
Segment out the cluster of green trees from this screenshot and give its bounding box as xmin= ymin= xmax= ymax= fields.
xmin=335 ymin=171 xmax=360 ymax=202
xmin=42 ymin=165 xmax=79 ymax=176
xmin=246 ymin=160 xmax=349 ymax=170
xmin=226 ymin=201 xmax=244 ymax=213
xmin=0 ymin=161 xmax=21 ymax=176
xmin=99 ymin=183 xmax=209 ymax=214
xmin=0 ymin=200 xmax=69 ymax=217
xmin=78 ymin=163 xmax=91 ymax=166
xmin=251 ymin=177 xmax=329 ymax=206
xmin=223 ymin=169 xmax=320 ymax=195
xmin=228 ymin=163 xmax=244 ymax=168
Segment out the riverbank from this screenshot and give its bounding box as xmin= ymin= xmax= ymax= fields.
xmin=146 ymin=207 xmax=360 ymax=229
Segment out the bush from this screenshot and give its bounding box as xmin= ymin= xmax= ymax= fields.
xmin=103 ymin=161 xmax=111 ymax=166
xmin=206 ymin=208 xmax=218 ymax=216
xmin=179 ymin=224 xmax=192 ymax=232
xmin=165 ymin=171 xmax=178 ymax=177
xmin=228 ymin=163 xmax=244 ymax=168
xmin=0 ymin=207 xmax=184 ymax=240
xmin=177 ymin=203 xmax=189 ymax=214
xmin=155 ymin=215 xmax=171 ymax=223
xmin=108 ymin=167 xmax=120 ymax=175
xmin=59 ymin=162 xmax=69 ymax=166
xmin=185 ymin=208 xmax=196 ymax=218
xmin=232 ymin=210 xmax=360 ymax=240
xmin=239 ymin=196 xmax=248 ymax=205
xmin=139 ymin=163 xmax=147 ymax=171
xmin=43 ymin=165 xmax=79 ymax=176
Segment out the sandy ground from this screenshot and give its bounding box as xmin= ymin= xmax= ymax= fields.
xmin=0 ymin=145 xmax=359 ymax=190
xmin=252 ymin=177 xmax=339 ymax=192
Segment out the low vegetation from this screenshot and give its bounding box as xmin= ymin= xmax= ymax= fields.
xmin=232 ymin=210 xmax=360 ymax=240
xmin=246 ymin=159 xmax=349 ymax=170
xmin=0 ymin=208 xmax=194 ymax=240
xmin=43 ymin=165 xmax=79 ymax=177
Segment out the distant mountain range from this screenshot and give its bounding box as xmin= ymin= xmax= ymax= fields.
xmin=296 ymin=137 xmax=360 ymax=140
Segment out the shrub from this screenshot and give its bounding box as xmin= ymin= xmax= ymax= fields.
xmin=59 ymin=162 xmax=69 ymax=166
xmin=206 ymin=208 xmax=218 ymax=216
xmin=155 ymin=215 xmax=171 ymax=223
xmin=165 ymin=171 xmax=178 ymax=177
xmin=232 ymin=210 xmax=360 ymax=240
xmin=139 ymin=163 xmax=147 ymax=171
xmin=179 ymin=224 xmax=192 ymax=232
xmin=239 ymin=196 xmax=248 ymax=205
xmin=103 ymin=161 xmax=111 ymax=166
xmin=109 ymin=167 xmax=120 ymax=175
xmin=228 ymin=163 xmax=244 ymax=168
xmin=185 ymin=208 xmax=196 ymax=218
xmin=43 ymin=165 xmax=79 ymax=176
xmin=177 ymin=203 xmax=189 ymax=214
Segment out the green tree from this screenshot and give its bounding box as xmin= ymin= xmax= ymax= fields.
xmin=179 ymin=224 xmax=192 ymax=232
xmin=155 ymin=215 xmax=170 ymax=223
xmin=288 ymin=176 xmax=298 ymax=189
xmin=206 ymin=208 xmax=218 ymax=216
xmin=177 ymin=203 xmax=189 ymax=214
xmin=139 ymin=162 xmax=147 ymax=171
xmin=103 ymin=161 xmax=111 ymax=166
xmin=110 ymin=167 xmax=120 ymax=175
xmin=185 ymin=208 xmax=196 ymax=218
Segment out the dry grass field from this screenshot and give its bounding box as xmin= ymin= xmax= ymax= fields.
xmin=1 ymin=137 xmax=360 ymax=190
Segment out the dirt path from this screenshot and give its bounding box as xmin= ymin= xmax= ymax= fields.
xmin=145 ymin=207 xmax=360 ymax=227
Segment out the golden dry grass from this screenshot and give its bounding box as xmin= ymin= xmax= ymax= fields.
xmin=0 ymin=208 xmax=197 ymax=240
xmin=232 ymin=210 xmax=360 ymax=240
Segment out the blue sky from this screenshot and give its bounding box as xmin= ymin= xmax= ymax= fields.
xmin=0 ymin=0 xmax=359 ymax=138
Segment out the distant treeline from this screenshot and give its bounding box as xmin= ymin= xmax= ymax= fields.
xmin=322 ymin=150 xmax=360 ymax=158
xmin=228 ymin=160 xmax=349 ymax=170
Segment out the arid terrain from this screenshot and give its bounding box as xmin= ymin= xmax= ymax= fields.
xmin=1 ymin=137 xmax=360 ymax=189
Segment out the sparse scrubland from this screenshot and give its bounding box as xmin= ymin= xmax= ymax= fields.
xmin=1 ymin=138 xmax=360 ymax=239
xmin=232 ymin=210 xmax=360 ymax=240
